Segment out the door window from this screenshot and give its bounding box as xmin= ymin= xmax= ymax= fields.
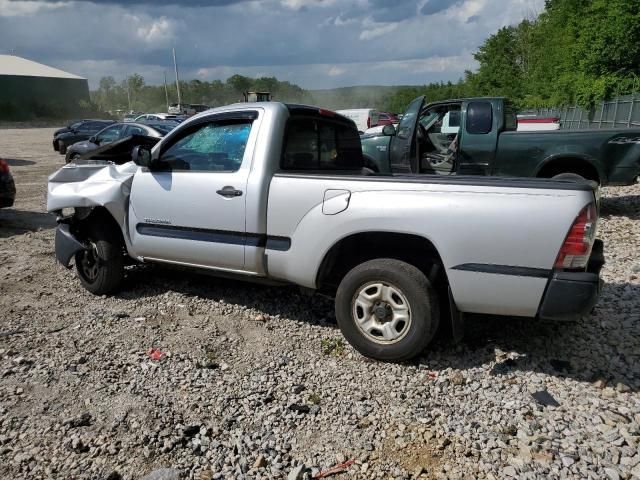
xmin=466 ymin=102 xmax=493 ymax=134
xmin=126 ymin=125 xmax=147 ymax=136
xmin=95 ymin=125 xmax=125 ymax=144
xmin=159 ymin=120 xmax=252 ymax=172
xmin=396 ymin=96 xmax=424 ymax=140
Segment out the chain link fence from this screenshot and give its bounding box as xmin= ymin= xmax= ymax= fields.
xmin=532 ymin=94 xmax=640 ymax=130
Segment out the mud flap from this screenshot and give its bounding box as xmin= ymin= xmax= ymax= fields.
xmin=55 ymin=223 xmax=87 ymax=268
xmin=448 ymin=286 xmax=465 ymax=343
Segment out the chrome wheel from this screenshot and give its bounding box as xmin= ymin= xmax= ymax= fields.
xmin=352 ymin=281 xmax=411 ymax=344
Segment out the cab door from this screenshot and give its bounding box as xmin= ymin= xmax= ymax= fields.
xmin=457 ymin=101 xmax=498 ymax=176
xmin=389 ymin=96 xmax=425 ymax=173
xmin=128 ymin=111 xmax=260 ymax=271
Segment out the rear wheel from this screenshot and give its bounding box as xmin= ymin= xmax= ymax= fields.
xmin=335 ymin=258 xmax=439 ymax=362
xmin=552 ymin=172 xmax=586 ymax=182
xmin=75 ymin=220 xmax=124 ymax=295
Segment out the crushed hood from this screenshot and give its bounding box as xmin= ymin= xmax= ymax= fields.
xmin=46 ymin=162 xmax=138 ymax=216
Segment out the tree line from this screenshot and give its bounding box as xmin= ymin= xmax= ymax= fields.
xmin=91 ymin=0 xmax=640 ymax=116
xmin=90 ymin=74 xmax=313 ymax=114
xmin=385 ymin=0 xmax=640 ymax=111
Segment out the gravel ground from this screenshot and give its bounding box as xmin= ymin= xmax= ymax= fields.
xmin=0 ymin=128 xmax=639 ymax=480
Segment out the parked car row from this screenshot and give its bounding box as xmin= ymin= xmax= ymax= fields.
xmin=52 ymin=118 xmax=180 ymax=164
xmin=64 ymin=122 xmax=171 ymax=163
xmin=53 ymin=119 xmax=115 ymax=155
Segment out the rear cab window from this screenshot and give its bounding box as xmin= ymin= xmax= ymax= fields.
xmin=466 ymin=102 xmax=493 ymax=134
xmin=281 ymin=108 xmax=363 ymax=171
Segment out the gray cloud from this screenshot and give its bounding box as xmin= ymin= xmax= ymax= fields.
xmin=368 ymin=0 xmax=419 ymax=23
xmin=38 ymin=0 xmax=250 ymax=5
xmin=1 ymin=0 xmax=545 ymax=89
xmin=420 ymin=0 xmax=464 ymax=16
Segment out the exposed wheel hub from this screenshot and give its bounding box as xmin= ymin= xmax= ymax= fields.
xmin=80 ymin=243 xmax=100 ymax=281
xmin=373 ymin=302 xmax=392 ymax=321
xmin=352 ymin=282 xmax=412 ymax=345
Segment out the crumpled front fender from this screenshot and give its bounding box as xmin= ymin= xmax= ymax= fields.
xmin=47 ymin=162 xmax=138 ymax=227
xmin=55 ymin=223 xmax=87 ymax=268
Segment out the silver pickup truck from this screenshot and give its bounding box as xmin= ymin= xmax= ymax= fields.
xmin=47 ymin=102 xmax=604 ymax=361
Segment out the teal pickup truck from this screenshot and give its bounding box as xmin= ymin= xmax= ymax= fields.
xmin=361 ymin=96 xmax=640 ymax=185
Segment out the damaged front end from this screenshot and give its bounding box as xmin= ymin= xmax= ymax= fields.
xmin=47 ymin=161 xmax=137 ymax=267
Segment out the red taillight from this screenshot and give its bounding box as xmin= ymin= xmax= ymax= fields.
xmin=554 ymin=203 xmax=597 ymax=269
xmin=0 ymin=159 xmax=9 ymax=174
xmin=318 ymin=108 xmax=336 ymax=117
xmin=367 ymin=117 xmax=371 ymax=129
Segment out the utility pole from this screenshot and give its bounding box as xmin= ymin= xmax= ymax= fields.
xmin=164 ymin=70 xmax=170 ymax=112
xmin=173 ymin=47 xmax=182 ymax=108
xmin=125 ymin=74 xmax=131 ymax=112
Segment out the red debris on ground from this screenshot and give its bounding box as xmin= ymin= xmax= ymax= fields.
xmin=147 ymin=348 xmax=164 ymax=361
xmin=312 ymin=460 xmax=355 ymax=479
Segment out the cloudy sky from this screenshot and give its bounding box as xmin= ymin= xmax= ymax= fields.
xmin=0 ymin=0 xmax=543 ymax=90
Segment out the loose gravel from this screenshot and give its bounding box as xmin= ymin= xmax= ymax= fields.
xmin=0 ymin=128 xmax=639 ymax=480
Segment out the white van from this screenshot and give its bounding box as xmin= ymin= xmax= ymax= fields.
xmin=336 ymin=109 xmax=380 ymax=134
xmin=168 ymin=103 xmax=196 ymax=116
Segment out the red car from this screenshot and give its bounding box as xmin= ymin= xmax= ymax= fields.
xmin=376 ymin=112 xmax=399 ymax=126
xmin=0 ymin=158 xmax=16 ymax=208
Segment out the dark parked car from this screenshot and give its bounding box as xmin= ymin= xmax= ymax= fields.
xmin=65 ymin=122 xmax=170 ymax=163
xmin=0 ymin=158 xmax=16 ymax=208
xmin=134 ymin=113 xmax=180 ymax=122
xmin=53 ymin=119 xmax=116 ymax=155
xmin=53 ymin=120 xmax=82 ymax=137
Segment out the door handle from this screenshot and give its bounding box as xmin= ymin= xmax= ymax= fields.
xmin=216 ymin=186 xmax=243 ymax=198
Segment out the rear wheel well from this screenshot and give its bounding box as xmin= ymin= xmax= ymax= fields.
xmin=316 ymin=232 xmax=447 ymax=295
xmin=537 ymin=158 xmax=600 ymax=184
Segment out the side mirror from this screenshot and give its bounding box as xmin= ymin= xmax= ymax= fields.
xmin=382 ymin=124 xmax=396 ymax=136
xmin=89 ymin=136 xmax=97 ymax=144
xmin=132 ymin=145 xmax=153 ymax=168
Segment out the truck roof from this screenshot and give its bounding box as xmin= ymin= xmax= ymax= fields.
xmin=184 ymin=101 xmax=355 ymax=127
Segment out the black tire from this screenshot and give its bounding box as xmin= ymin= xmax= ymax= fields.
xmin=74 ymin=220 xmax=124 ymax=295
xmin=58 ymin=141 xmax=67 ymax=155
xmin=335 ymin=258 xmax=440 ymax=362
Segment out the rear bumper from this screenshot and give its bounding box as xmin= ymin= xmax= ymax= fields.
xmin=538 ymin=239 xmax=604 ymax=321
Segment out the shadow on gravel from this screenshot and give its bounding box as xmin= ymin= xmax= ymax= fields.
xmin=424 ymin=281 xmax=640 ymax=393
xmin=0 ymin=209 xmax=56 ymax=239
xmin=119 ymin=265 xmax=640 ymax=392
xmin=3 ymin=158 xmax=36 ymax=167
xmin=119 ymin=265 xmax=339 ymax=327
xmin=600 ymin=194 xmax=640 ymax=220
